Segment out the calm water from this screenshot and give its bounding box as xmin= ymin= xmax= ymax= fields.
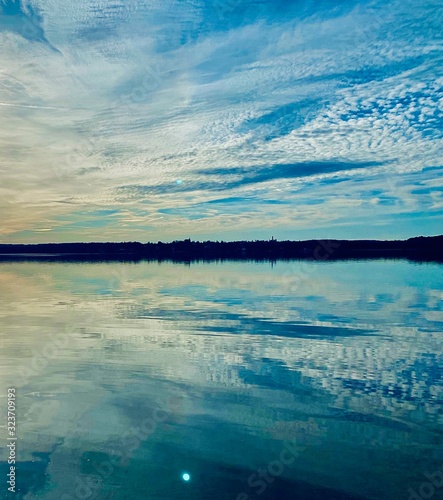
xmin=0 ymin=260 xmax=442 ymax=500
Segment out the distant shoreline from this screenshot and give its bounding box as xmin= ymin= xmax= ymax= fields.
xmin=0 ymin=235 xmax=441 ymax=263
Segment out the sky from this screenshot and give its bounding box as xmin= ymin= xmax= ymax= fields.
xmin=0 ymin=0 xmax=442 ymax=243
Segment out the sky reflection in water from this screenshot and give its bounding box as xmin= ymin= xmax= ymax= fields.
xmin=0 ymin=260 xmax=442 ymax=499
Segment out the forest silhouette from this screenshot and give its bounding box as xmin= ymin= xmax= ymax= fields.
xmin=0 ymin=235 xmax=441 ymax=262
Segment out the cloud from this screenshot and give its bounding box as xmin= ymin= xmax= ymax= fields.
xmin=0 ymin=0 xmax=441 ymax=241
xmin=0 ymin=0 xmax=48 ymax=44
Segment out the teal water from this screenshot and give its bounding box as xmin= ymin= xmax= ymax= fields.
xmin=0 ymin=260 xmax=442 ymax=499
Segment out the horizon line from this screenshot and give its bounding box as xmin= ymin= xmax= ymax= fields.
xmin=1 ymin=234 xmax=442 ymax=246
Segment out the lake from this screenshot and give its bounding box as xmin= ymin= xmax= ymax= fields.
xmin=0 ymin=259 xmax=442 ymax=499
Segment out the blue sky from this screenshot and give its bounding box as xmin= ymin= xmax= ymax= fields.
xmin=0 ymin=0 xmax=442 ymax=242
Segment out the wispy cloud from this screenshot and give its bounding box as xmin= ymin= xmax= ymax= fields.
xmin=0 ymin=0 xmax=441 ymax=241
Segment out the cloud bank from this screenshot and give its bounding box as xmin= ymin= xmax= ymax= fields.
xmin=0 ymin=0 xmax=442 ymax=241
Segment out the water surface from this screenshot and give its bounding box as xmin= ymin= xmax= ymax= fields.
xmin=0 ymin=260 xmax=442 ymax=499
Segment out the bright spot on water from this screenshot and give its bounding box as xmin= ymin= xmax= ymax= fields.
xmin=176 ymin=179 xmax=183 ymax=185
xmin=182 ymin=473 xmax=191 ymax=482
